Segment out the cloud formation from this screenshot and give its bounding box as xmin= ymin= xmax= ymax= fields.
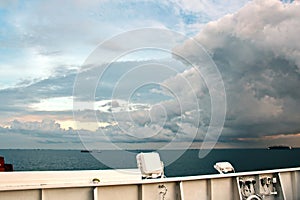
xmin=0 ymin=0 xmax=248 ymax=88
xmin=1 ymin=0 xmax=300 ymax=149
xmin=175 ymin=0 xmax=300 ymax=142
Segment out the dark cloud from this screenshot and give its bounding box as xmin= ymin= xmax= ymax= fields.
xmin=0 ymin=67 xmax=76 ymax=118
xmin=175 ymin=0 xmax=300 ymax=144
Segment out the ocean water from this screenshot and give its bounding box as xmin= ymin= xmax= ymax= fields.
xmin=0 ymin=149 xmax=299 ymax=177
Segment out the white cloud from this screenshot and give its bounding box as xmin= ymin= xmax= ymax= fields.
xmin=10 ymin=119 xmax=62 ymax=132
xmin=195 ymin=0 xmax=300 ymax=67
xmin=30 ymin=96 xmax=73 ymax=111
xmin=0 ymin=0 xmax=250 ymax=88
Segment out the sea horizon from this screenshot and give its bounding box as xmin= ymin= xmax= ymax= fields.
xmin=1 ymin=148 xmax=299 ymax=177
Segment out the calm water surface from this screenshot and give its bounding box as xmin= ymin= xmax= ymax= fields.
xmin=0 ymin=149 xmax=299 ymax=177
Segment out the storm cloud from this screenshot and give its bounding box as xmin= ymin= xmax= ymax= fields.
xmin=174 ymin=0 xmax=300 ymax=143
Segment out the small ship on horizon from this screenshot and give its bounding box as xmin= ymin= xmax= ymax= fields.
xmin=268 ymin=145 xmax=292 ymax=150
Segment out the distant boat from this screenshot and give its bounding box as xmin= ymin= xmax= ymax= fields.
xmin=80 ymin=150 xmax=92 ymax=153
xmin=268 ymin=145 xmax=292 ymax=150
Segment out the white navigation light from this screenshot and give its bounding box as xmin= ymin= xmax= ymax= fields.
xmin=136 ymin=152 xmax=164 ymax=179
xmin=214 ymin=162 xmax=235 ymax=174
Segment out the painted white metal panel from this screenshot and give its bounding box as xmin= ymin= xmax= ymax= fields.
xmin=138 ymin=182 xmax=178 ymax=200
xmin=42 ymin=187 xmax=93 ymax=200
xmin=180 ymin=179 xmax=209 ymax=200
xmin=210 ymin=177 xmax=237 ymax=200
xmin=279 ymin=171 xmax=300 ymax=200
xmin=0 ymin=190 xmax=40 ymax=200
xmin=95 ymin=185 xmax=139 ymax=200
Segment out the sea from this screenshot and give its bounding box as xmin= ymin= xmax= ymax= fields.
xmin=0 ymin=149 xmax=299 ymax=177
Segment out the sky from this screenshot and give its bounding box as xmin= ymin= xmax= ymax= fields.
xmin=0 ymin=0 xmax=300 ymax=150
